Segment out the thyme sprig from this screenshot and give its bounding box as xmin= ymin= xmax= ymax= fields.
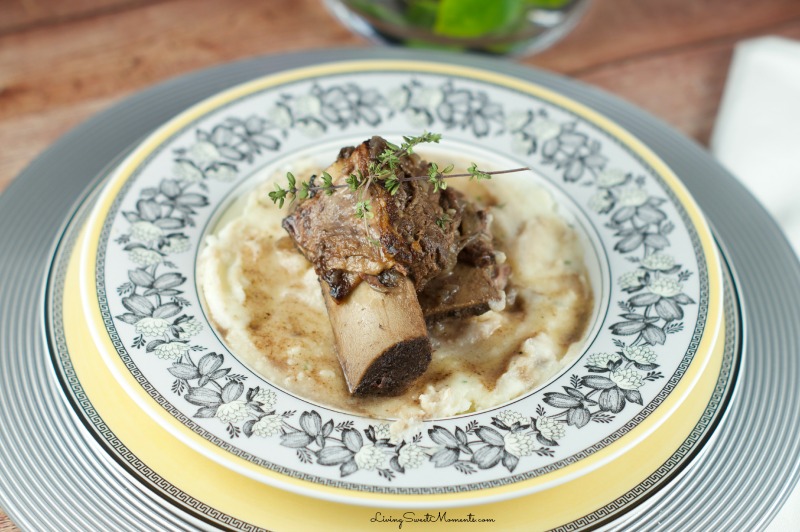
xmin=268 ymin=132 xmax=530 ymax=219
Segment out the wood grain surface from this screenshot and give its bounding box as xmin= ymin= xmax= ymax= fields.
xmin=1 ymin=0 xmax=798 ymax=527
xmin=0 ymin=513 xmax=13 ymax=532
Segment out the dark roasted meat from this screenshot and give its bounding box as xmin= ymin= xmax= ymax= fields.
xmin=283 ymin=136 xmax=464 ymax=301
xmin=419 ymin=192 xmax=508 ymax=322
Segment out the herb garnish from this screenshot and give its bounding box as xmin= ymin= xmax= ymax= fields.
xmin=268 ymin=132 xmax=529 ymax=220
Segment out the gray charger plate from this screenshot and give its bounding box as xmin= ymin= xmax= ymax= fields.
xmin=43 ymin=148 xmax=741 ymax=531
xmin=1 ymin=49 xmax=798 ymax=531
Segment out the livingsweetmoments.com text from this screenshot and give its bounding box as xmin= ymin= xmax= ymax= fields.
xmin=370 ymin=511 xmax=495 ymax=529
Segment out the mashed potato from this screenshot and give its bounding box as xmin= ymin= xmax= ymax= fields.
xmin=198 ymin=164 xmax=592 ymax=433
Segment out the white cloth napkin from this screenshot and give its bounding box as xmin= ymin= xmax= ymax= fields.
xmin=711 ymin=35 xmax=800 ymax=529
xmin=711 ymin=36 xmax=800 ymax=257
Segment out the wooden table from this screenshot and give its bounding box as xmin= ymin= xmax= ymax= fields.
xmin=2 ymin=0 xmax=799 ymax=528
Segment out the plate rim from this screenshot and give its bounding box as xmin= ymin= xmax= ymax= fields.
xmin=74 ymin=59 xmax=722 ymax=506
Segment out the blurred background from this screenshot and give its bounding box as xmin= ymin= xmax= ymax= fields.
xmin=2 ymin=0 xmax=799 ymax=195
xmin=1 ymin=0 xmax=799 ymax=529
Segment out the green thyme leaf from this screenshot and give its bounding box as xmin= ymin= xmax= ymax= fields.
xmin=401 ymin=131 xmax=441 ymax=155
xmin=346 ymin=174 xmax=361 ymax=191
xmin=428 ymin=162 xmax=447 ymax=192
xmin=354 ymin=200 xmax=374 ymax=220
xmin=384 ymin=174 xmax=400 ymax=195
xmin=468 ymin=162 xmax=492 ymax=181
xmin=379 ymin=148 xmax=400 ymax=171
xmin=299 ymin=181 xmax=312 ymax=200
xmin=269 ymin=184 xmax=288 ymax=208
xmin=321 ymin=172 xmax=334 ymax=195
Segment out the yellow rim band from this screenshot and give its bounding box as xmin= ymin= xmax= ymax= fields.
xmin=64 ymin=224 xmax=726 ymax=529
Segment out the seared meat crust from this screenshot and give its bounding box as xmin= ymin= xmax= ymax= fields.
xmin=283 ymin=136 xmax=463 ymax=300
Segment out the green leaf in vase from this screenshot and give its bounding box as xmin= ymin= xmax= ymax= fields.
xmin=433 ymin=0 xmax=527 ymax=38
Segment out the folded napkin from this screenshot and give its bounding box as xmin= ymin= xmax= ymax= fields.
xmin=711 ymin=34 xmax=800 ymax=530
xmin=711 ymin=36 xmax=800 ymax=258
